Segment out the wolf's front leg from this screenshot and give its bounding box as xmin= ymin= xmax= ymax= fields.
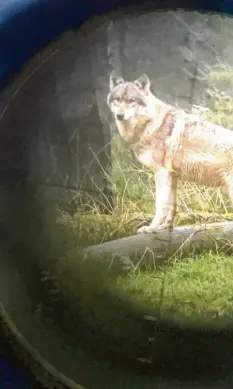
xmin=137 ymin=169 xmax=177 ymax=234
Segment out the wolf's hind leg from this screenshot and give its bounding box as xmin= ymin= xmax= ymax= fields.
xmin=137 ymin=169 xmax=178 ymax=234
xmin=223 ymin=172 xmax=233 ymax=211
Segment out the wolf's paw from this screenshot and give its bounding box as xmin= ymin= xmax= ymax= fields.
xmin=137 ymin=225 xmax=157 ymax=234
xmin=137 ymin=223 xmax=173 ymax=234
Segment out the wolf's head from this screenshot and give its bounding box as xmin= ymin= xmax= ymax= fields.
xmin=107 ymin=71 xmax=152 ymax=122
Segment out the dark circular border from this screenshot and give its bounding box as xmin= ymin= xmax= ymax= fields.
xmin=1 ymin=0 xmax=233 ymax=388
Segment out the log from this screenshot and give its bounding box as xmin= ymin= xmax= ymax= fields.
xmin=81 ymin=221 xmax=233 ymax=270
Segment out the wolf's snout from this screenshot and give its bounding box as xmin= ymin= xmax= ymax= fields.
xmin=116 ymin=113 xmax=124 ymax=121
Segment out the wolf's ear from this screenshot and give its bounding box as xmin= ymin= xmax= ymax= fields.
xmin=134 ymin=74 xmax=151 ymax=94
xmin=109 ymin=70 xmax=124 ymax=90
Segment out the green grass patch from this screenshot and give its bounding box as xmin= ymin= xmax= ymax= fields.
xmin=115 ymin=251 xmax=233 ymax=328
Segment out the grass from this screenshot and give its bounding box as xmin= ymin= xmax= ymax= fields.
xmin=117 ymin=251 xmax=233 ymax=327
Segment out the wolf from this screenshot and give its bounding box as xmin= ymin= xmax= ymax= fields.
xmin=107 ymin=70 xmax=233 ymax=234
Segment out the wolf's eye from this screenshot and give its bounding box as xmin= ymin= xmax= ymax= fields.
xmin=114 ymin=97 xmax=120 ymax=102
xmin=128 ymin=99 xmax=135 ymax=104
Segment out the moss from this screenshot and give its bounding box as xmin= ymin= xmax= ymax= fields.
xmin=57 ymin=211 xmax=233 ymax=248
xmin=57 ymin=212 xmax=141 ymax=248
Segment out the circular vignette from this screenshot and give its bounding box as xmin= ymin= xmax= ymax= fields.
xmin=1 ymin=1 xmax=233 ymax=389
